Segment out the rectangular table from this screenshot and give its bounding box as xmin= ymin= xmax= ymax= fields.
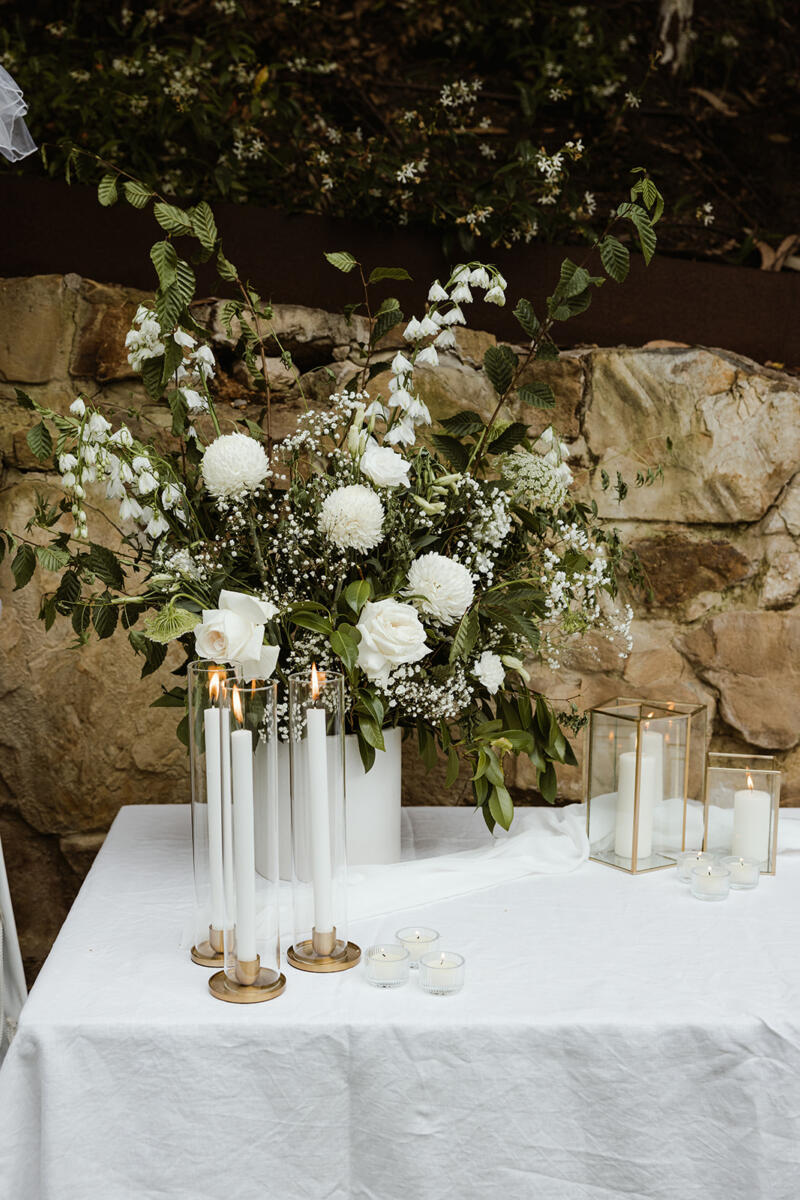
xmin=1 ymin=804 xmax=799 ymax=1200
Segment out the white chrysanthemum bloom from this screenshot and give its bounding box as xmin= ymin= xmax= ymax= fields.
xmin=415 ymin=345 xmax=438 ymax=367
xmin=403 ymin=317 xmax=423 ymax=341
xmin=428 ymin=281 xmax=449 ymax=302
xmin=319 ymin=484 xmax=384 ymax=552
xmin=69 ymin=397 xmax=86 ymax=417
xmin=356 ymin=599 xmax=430 ymax=682
xmin=201 ymin=432 xmax=269 ymax=501
xmin=502 ymin=451 xmax=570 ymax=510
xmin=360 ymin=438 xmax=411 ymax=488
xmin=406 ymin=552 xmax=475 ymax=624
xmin=484 ymin=285 xmax=506 ymax=306
xmin=473 ymin=650 xmax=505 ymax=695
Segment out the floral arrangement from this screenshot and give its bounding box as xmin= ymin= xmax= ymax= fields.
xmin=1 ymin=164 xmax=663 ymax=831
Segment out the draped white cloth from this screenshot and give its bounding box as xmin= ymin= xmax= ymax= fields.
xmin=2 ymin=804 xmax=800 ymax=1200
xmin=0 ymin=65 xmax=36 ymax=163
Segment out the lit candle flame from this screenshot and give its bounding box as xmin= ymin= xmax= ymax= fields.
xmin=231 ymin=683 xmax=244 ymax=726
xmin=208 ymin=666 xmax=223 ymax=702
xmin=747 ymin=773 xmax=754 ymax=791
xmin=310 ymin=662 xmax=326 ymax=702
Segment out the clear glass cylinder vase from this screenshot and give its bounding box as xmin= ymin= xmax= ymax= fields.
xmin=188 ymin=660 xmax=236 ymax=967
xmin=209 ymin=678 xmax=286 ymax=1003
xmin=287 ymin=668 xmax=360 ymax=973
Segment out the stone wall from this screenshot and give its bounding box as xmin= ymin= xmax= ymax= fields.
xmin=2 ymin=274 xmax=799 ymax=980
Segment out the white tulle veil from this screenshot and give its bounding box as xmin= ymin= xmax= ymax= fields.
xmin=0 ymin=65 xmax=37 ymax=162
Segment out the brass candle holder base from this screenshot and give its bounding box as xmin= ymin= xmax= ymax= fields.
xmin=208 ymin=953 xmax=287 ymax=1004
xmin=287 ymin=927 xmax=361 ymax=974
xmin=191 ymin=926 xmax=226 ymax=967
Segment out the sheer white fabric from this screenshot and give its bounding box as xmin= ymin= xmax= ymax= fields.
xmin=0 ymin=65 xmax=37 ymax=163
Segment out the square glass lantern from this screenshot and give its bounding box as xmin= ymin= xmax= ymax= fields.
xmin=704 ymin=754 xmax=780 ymax=875
xmin=585 ymin=697 xmax=708 ymax=873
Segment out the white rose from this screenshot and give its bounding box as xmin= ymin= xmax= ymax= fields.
xmin=360 ymin=438 xmax=411 ymax=489
xmin=406 ymin=552 xmax=475 ymax=624
xmin=473 ymin=650 xmax=505 ymax=695
xmin=356 ymin=599 xmax=430 ymax=682
xmin=194 ymin=590 xmax=280 ymax=680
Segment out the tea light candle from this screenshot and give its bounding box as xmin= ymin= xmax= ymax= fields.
xmin=690 ymin=862 xmax=731 ymax=902
xmin=676 ymin=849 xmax=714 ymax=884
xmin=395 ymin=926 xmax=440 ymax=967
xmin=720 ymin=855 xmax=760 ymax=890
xmin=365 ymin=944 xmax=410 ymax=989
xmin=418 ymin=951 xmax=465 ymax=996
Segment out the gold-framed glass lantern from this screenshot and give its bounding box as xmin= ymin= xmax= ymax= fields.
xmin=704 ymin=753 xmax=780 ymax=875
xmin=585 ymin=697 xmax=708 ymax=873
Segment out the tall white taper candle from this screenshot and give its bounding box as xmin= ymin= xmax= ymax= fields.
xmin=231 ymin=724 xmax=257 ymax=962
xmin=203 ymin=706 xmax=225 ymax=931
xmin=307 ymin=706 xmax=334 ymax=935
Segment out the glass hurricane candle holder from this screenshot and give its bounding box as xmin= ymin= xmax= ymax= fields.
xmin=208 ymin=679 xmax=286 ymax=1004
xmin=585 ymin=697 xmax=708 ymax=874
xmin=418 ymin=951 xmax=465 ymax=996
xmin=287 ymin=667 xmax=360 ymax=973
xmin=704 ymin=754 xmax=780 ymax=874
xmin=395 ymin=927 xmax=440 ymax=968
xmin=364 ymin=944 xmax=410 ymax=989
xmin=690 ymin=862 xmax=731 ymax=902
xmin=188 ymin=660 xmax=236 ymax=968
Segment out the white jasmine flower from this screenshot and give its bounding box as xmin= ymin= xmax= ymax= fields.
xmin=415 ymin=345 xmax=439 ymax=367
xmin=146 ymin=513 xmax=170 ymax=539
xmin=427 ymin=282 xmax=449 ymax=302
xmin=106 ymin=478 xmax=126 ymax=501
xmin=119 ymin=496 xmax=143 ymax=521
xmin=59 ymin=453 xmax=78 ymax=473
xmin=473 ymin=650 xmax=505 ymax=695
xmin=434 ymin=328 xmax=457 ymax=349
xmin=484 ymin=286 xmax=506 ymax=306
xmin=87 ymin=413 xmax=112 ymax=441
xmin=418 ymin=315 xmax=440 ymax=337
xmin=201 ymin=432 xmax=269 ymax=500
xmin=82 ymin=444 xmax=98 ymax=466
xmin=132 ymin=455 xmax=152 ymax=474
xmin=356 ymin=599 xmax=430 ymax=682
xmin=469 ymin=267 xmax=491 ymax=289
xmin=391 ymin=351 xmax=413 ymax=375
xmin=406 ymin=552 xmax=475 ymax=624
xmin=193 ymin=344 xmax=216 ymax=380
xmin=450 ymin=282 xmax=473 ymax=304
xmin=61 ymin=472 xmax=76 ymax=489
xmin=390 ymin=386 xmax=414 ymax=409
xmin=69 ymin=398 xmax=86 ymax=417
xmin=161 ymin=484 xmax=182 ymax=509
xmin=404 ymin=396 xmax=431 ymax=424
xmin=173 ymin=328 xmax=196 ymax=349
xmin=403 ymin=317 xmax=423 ymax=341
xmin=319 ymin=484 xmax=384 ymax=552
xmin=452 ymin=265 xmax=471 ymax=284
xmin=360 ymin=438 xmax=411 ymax=488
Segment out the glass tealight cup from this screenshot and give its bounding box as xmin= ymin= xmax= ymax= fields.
xmin=364 ymin=944 xmax=410 ymax=989
xmin=720 ymin=855 xmax=760 ymax=890
xmin=395 ymin=927 xmax=440 ymax=968
xmin=690 ymin=862 xmax=731 ymax=902
xmin=677 ymin=850 xmax=715 ymax=884
xmin=418 ymin=951 xmax=465 ymax=996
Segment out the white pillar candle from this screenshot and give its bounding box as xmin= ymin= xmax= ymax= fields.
xmin=615 ymin=750 xmax=656 ymax=860
xmin=220 ymin=706 xmax=236 ymax=923
xmin=732 ymin=779 xmax=772 ymax=864
xmin=231 ymin=724 xmax=257 ymax=963
xmin=307 ymin=706 xmax=334 ymax=935
xmin=203 ymin=707 xmax=225 ymax=931
xmin=641 ymin=727 xmax=664 ymax=804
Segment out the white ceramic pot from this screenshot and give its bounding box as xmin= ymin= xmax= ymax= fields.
xmin=255 ymin=727 xmax=403 ymax=879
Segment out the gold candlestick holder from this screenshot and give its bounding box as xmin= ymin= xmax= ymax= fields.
xmin=209 ymin=954 xmax=287 ymax=1004
xmin=191 ymin=925 xmax=225 ymax=967
xmin=287 ymin=926 xmax=361 ymax=974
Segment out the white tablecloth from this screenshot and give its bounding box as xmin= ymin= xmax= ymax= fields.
xmin=2 ymin=804 xmax=800 ymax=1200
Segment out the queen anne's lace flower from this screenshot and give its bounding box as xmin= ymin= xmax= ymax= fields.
xmin=502 ymin=451 xmax=570 ymax=511
xmin=201 ymin=433 xmax=270 ymax=501
xmin=319 ymin=484 xmax=384 ymax=552
xmin=406 ymin=552 xmax=474 ymax=624
xmin=473 ymin=650 xmax=505 ymax=694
